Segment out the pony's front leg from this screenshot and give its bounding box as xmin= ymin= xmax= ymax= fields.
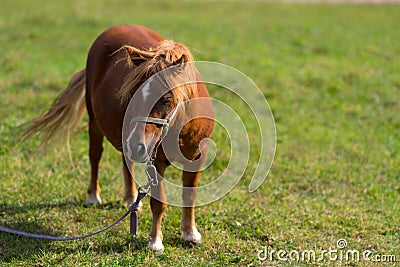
xmin=181 ymin=170 xmax=202 ymax=244
xmin=122 ymin=157 xmax=138 ymax=206
xmin=148 ymin=162 xmax=168 ymax=251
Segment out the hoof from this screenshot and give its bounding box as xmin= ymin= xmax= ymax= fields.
xmin=183 ymin=227 xmax=202 ymax=244
xmin=86 ymin=194 xmax=102 ymax=205
xmin=147 ymin=236 xmax=164 ymax=252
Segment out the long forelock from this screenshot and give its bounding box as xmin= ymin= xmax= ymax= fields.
xmin=159 ymin=67 xmax=197 ymax=106
xmin=117 ymin=40 xmax=196 ymax=106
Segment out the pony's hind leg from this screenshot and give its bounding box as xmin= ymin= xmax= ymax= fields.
xmin=181 ymin=171 xmax=202 ymax=244
xmin=122 ymin=157 xmax=138 ymax=206
xmin=86 ymin=119 xmax=104 ymax=205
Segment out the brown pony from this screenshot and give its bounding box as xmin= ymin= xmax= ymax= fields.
xmin=21 ymin=24 xmax=214 ymax=251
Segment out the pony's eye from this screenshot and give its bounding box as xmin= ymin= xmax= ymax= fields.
xmin=162 ymin=98 xmax=171 ymax=105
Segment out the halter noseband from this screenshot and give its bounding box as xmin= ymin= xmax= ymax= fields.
xmin=130 ymin=106 xmax=179 ymax=140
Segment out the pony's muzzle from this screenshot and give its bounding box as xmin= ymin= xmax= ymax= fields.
xmin=128 ymin=142 xmax=148 ymax=163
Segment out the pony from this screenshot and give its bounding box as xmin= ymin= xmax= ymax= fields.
xmin=21 ymin=24 xmax=214 ymax=251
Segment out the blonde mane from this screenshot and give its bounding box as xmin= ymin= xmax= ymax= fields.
xmin=116 ymin=40 xmax=197 ymax=105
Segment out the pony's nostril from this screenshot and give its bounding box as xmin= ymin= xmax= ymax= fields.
xmin=134 ymin=143 xmax=146 ymax=155
xmin=129 ymin=142 xmax=148 ymax=162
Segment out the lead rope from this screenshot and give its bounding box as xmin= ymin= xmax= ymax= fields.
xmin=0 ymin=134 xmax=162 ymax=240
xmin=0 ymin=194 xmax=145 ymax=241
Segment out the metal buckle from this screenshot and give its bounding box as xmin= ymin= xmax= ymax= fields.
xmin=145 ymin=164 xmax=158 ymax=187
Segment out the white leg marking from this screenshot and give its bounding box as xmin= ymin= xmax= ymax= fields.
xmin=86 ymin=194 xmax=102 ymax=205
xmin=147 ymin=236 xmax=164 ymax=251
xmin=183 ymin=226 xmax=202 ymax=244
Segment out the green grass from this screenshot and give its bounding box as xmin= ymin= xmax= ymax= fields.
xmin=1 ymin=0 xmax=400 ymax=266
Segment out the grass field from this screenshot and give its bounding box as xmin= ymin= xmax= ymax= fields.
xmin=1 ymin=0 xmax=399 ymax=266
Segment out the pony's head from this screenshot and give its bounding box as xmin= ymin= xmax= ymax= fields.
xmin=119 ymin=40 xmax=196 ymax=163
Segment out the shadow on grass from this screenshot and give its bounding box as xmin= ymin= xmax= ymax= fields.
xmin=167 ymin=235 xmax=203 ymax=250
xmin=0 ymin=200 xmax=80 ymax=216
xmin=1 ymin=221 xmax=54 ymax=263
xmin=0 ymin=199 xmax=127 ymax=216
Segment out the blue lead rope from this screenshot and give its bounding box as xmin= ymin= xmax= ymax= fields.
xmin=0 ymin=191 xmax=148 ymax=241
xmin=129 ymin=191 xmax=147 ymax=235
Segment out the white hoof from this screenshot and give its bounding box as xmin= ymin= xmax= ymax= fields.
xmin=86 ymin=194 xmax=102 ymax=205
xmin=183 ymin=227 xmax=202 ymax=244
xmin=147 ymin=237 xmax=164 ymax=251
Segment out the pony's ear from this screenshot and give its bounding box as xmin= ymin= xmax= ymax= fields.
xmin=116 ymin=45 xmax=154 ymax=67
xmin=122 ymin=45 xmax=154 ymax=59
xmin=174 ymin=55 xmax=187 ymax=65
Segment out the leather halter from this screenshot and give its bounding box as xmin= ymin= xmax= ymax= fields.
xmin=129 ymin=105 xmax=179 ymax=189
xmin=130 ymin=105 xmax=179 ymax=141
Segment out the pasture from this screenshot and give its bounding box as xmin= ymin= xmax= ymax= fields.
xmin=1 ymin=0 xmax=399 ymax=266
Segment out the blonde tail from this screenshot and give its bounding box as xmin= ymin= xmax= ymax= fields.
xmin=21 ymin=69 xmax=87 ymax=147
